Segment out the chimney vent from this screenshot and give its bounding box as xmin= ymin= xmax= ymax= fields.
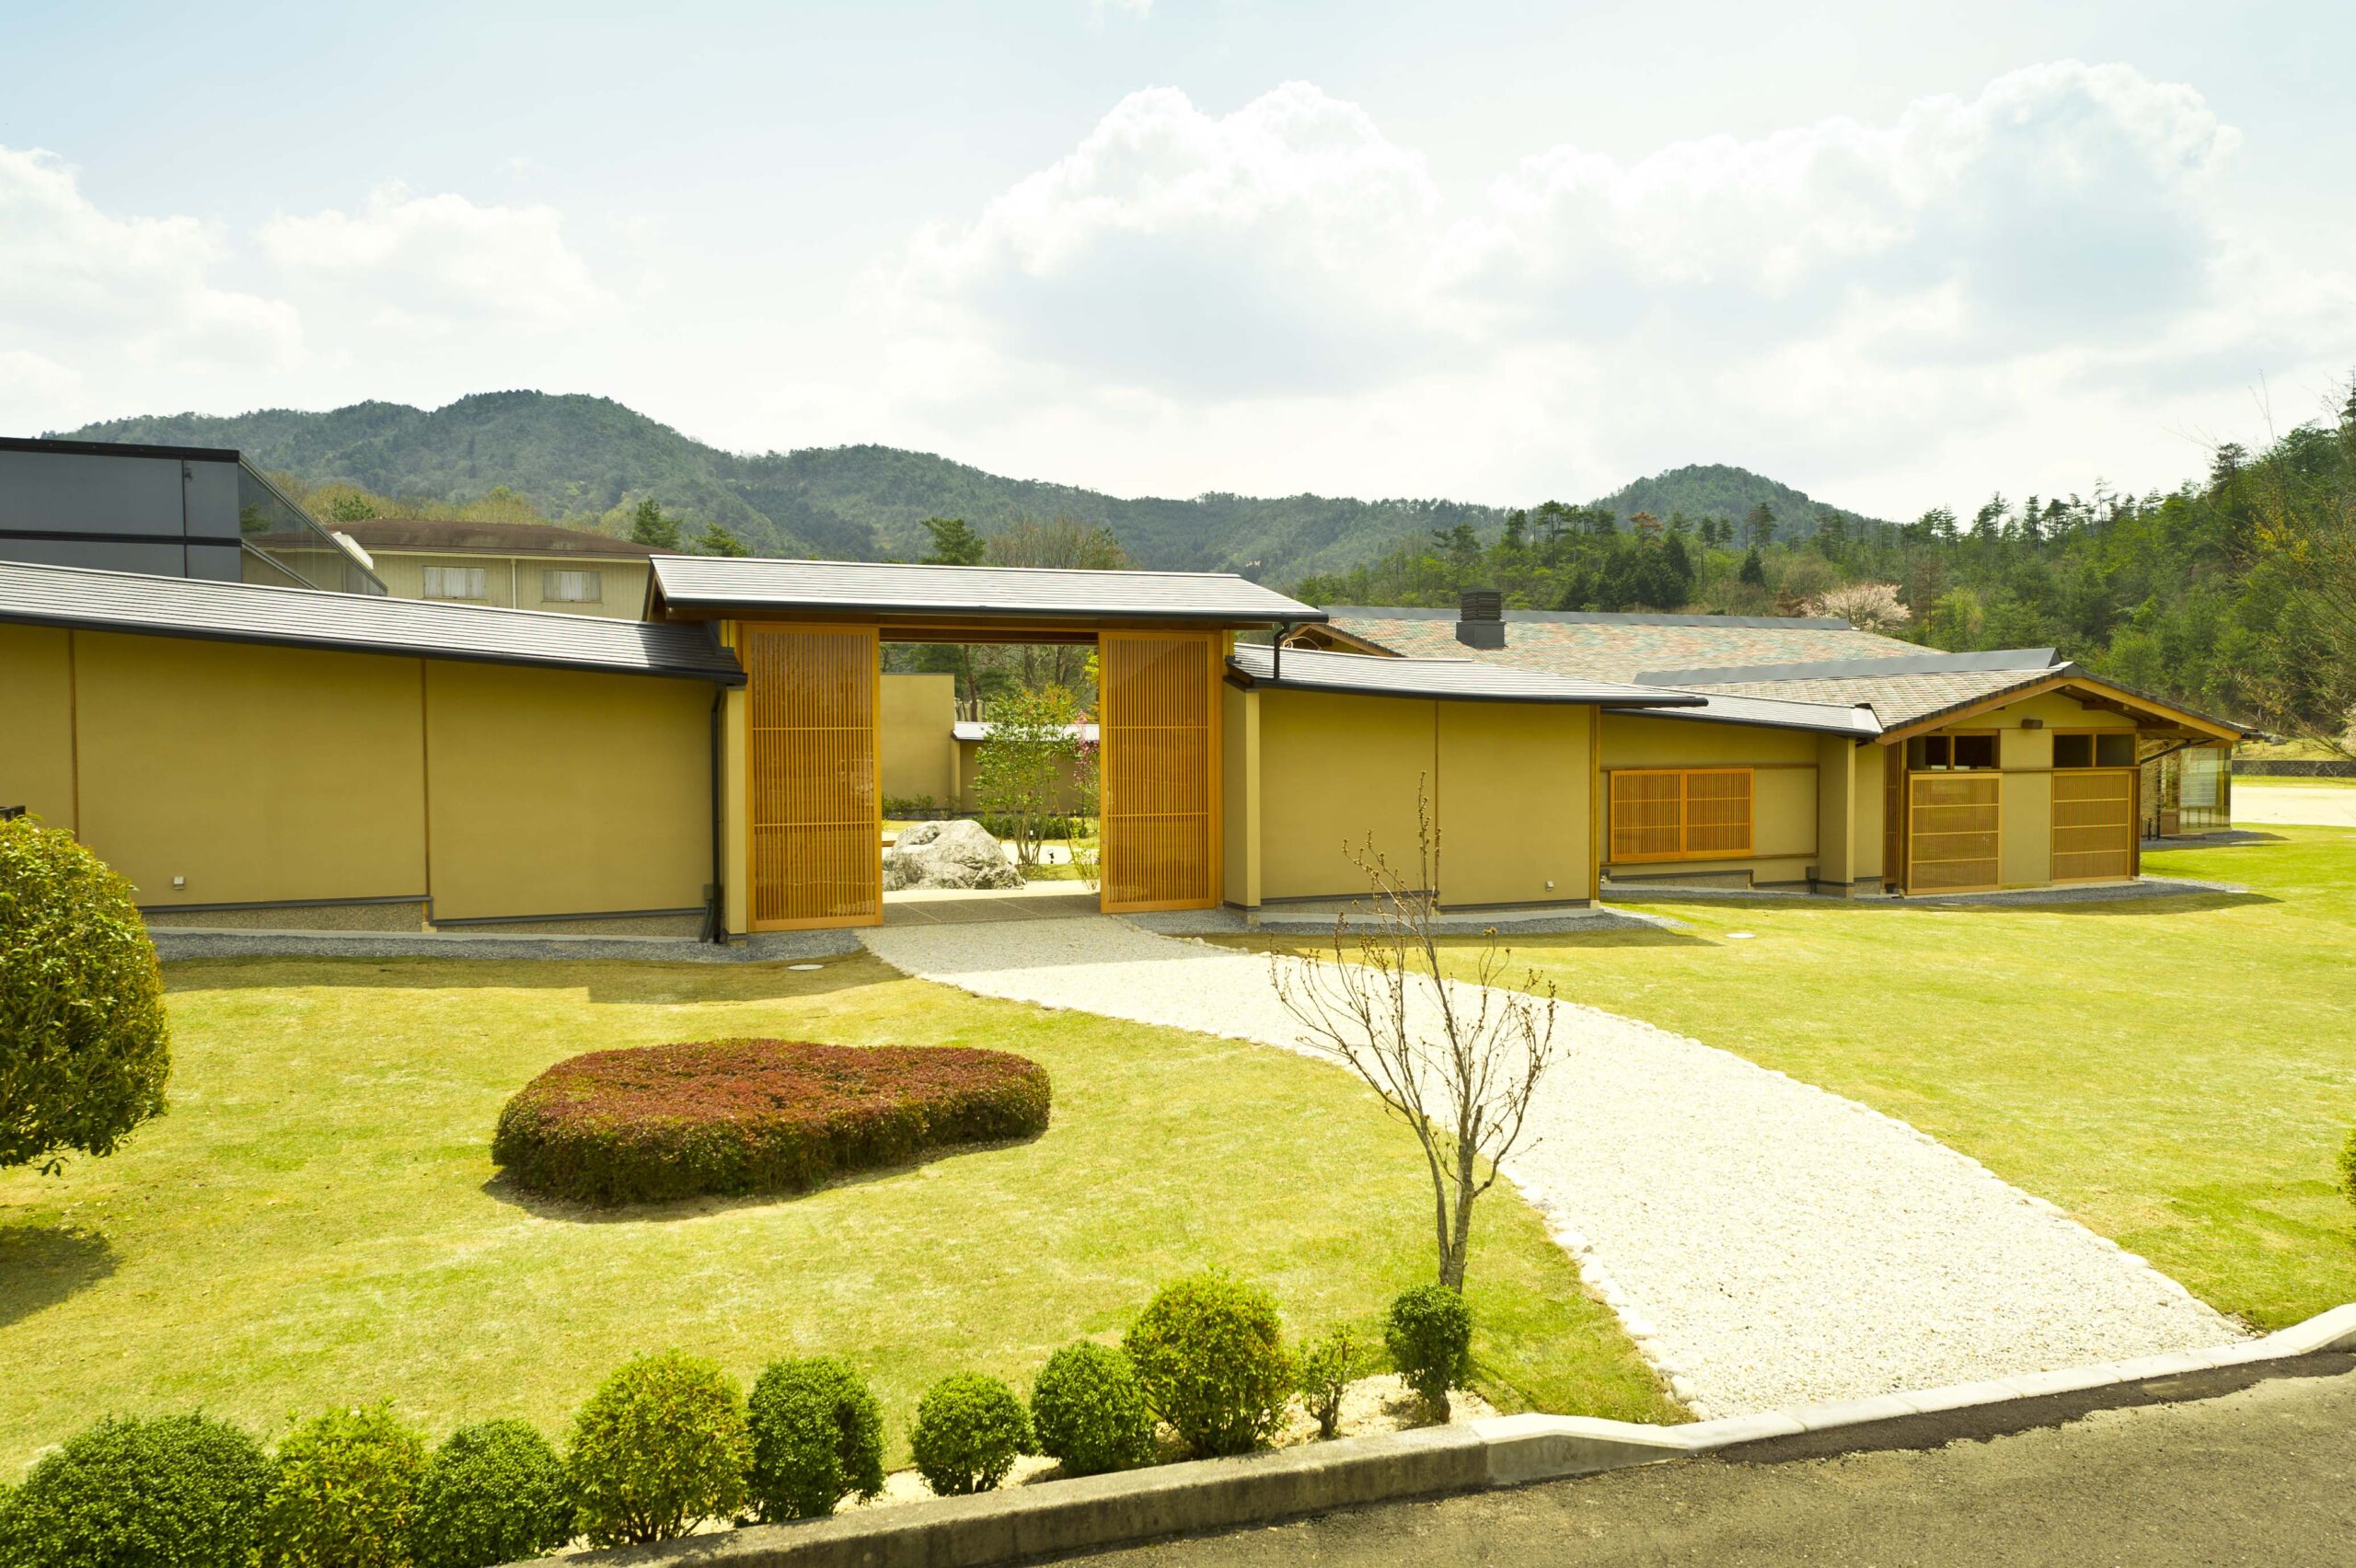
xmin=1456 ymin=589 xmax=1506 ymax=649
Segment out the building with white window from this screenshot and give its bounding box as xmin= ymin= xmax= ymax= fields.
xmin=311 ymin=517 xmax=674 ymax=618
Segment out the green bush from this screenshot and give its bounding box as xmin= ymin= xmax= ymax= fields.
xmin=0 ymin=815 xmax=170 ymax=1172
xmin=260 ymin=1404 xmax=429 ymax=1568
xmin=1029 ymin=1343 xmax=1155 ymax=1477
xmin=565 ymin=1351 xmax=750 ymax=1547
xmin=907 ymin=1374 xmax=1031 ymax=1496
xmin=1295 ymin=1326 xmax=1361 ymax=1440
xmin=1122 ymin=1271 xmax=1292 ymax=1458
xmin=1385 ymin=1285 xmax=1472 ymax=1412
xmin=406 ymin=1420 xmax=573 ymax=1568
xmin=491 ymin=1040 xmax=1051 ymax=1206
xmin=745 ymin=1357 xmax=885 ymax=1521
xmin=0 ymin=1412 xmax=271 ymax=1568
xmin=2339 ymin=1127 xmax=2356 ymax=1211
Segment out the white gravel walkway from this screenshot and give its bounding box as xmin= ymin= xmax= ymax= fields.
xmin=861 ymin=914 xmax=2240 ymax=1416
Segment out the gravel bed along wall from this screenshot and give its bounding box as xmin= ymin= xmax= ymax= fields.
xmin=861 ymin=915 xmax=2239 ymax=1417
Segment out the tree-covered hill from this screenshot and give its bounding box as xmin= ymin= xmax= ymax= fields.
xmin=53 ymin=391 xmax=1871 ymax=581
xmin=1600 ymin=463 xmax=1884 ymax=538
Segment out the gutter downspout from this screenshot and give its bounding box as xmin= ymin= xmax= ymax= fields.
xmin=704 ymin=685 xmax=727 ymax=944
xmin=1273 ymin=620 xmax=1290 ymax=682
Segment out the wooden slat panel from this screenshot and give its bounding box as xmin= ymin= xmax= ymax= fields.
xmin=1907 ymin=773 xmax=2000 ymax=891
xmin=1608 ymin=767 xmax=1753 ymax=862
xmin=745 ymin=623 xmax=880 ymax=928
xmin=2051 ymin=767 xmax=2134 ymax=882
xmin=1100 ymin=630 xmax=1217 ymax=912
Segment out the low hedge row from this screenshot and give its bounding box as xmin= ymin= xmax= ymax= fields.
xmin=490 ymin=1039 xmax=1052 ymax=1206
xmin=0 ymin=1278 xmax=1474 ymax=1566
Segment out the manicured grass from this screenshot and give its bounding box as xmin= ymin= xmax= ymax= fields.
xmin=0 ymin=955 xmax=1673 ymax=1474
xmin=1218 ymin=828 xmax=2356 ymax=1332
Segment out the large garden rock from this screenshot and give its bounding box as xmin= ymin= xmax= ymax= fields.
xmin=884 ymin=820 xmax=1022 ymax=892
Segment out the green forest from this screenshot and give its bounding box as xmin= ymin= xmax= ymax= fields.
xmin=1296 ymin=400 xmax=2356 ymax=744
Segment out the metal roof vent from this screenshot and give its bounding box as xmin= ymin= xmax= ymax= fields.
xmin=1456 ymin=589 xmax=1506 ymax=650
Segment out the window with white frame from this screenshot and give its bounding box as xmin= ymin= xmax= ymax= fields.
xmin=422 ymin=565 xmax=489 ymax=600
xmin=541 ymin=569 xmax=604 ymax=604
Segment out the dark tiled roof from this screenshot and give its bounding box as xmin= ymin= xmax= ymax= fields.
xmin=1605 ymin=690 xmax=1885 ymax=737
xmin=0 ymin=560 xmax=742 ymax=683
xmin=1671 ymin=667 xmax=2043 ymax=726
xmin=1229 ymin=641 xmax=1702 ymax=707
xmin=1633 ymin=647 xmax=2060 ymax=686
xmin=1319 ymin=609 xmax=1920 ymax=680
xmin=653 ymin=557 xmax=1322 ymax=626
xmin=304 ymin=518 xmax=674 ymax=559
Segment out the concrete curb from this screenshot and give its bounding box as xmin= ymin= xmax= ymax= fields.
xmin=552 ymin=1304 xmax=2356 ymax=1568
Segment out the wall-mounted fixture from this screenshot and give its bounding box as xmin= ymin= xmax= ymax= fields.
xmin=2020 ymin=718 xmax=2045 ymax=730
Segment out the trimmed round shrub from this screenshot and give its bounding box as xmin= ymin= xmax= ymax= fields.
xmin=1295 ymin=1325 xmax=1362 ymax=1441
xmin=565 ymin=1351 xmax=750 ymax=1547
xmin=1385 ymin=1285 xmax=1472 ymax=1412
xmin=0 ymin=1412 xmax=271 ymax=1568
xmin=260 ymin=1404 xmax=429 ymax=1568
xmin=745 ymin=1357 xmax=885 ymax=1522
xmin=407 ymin=1420 xmax=573 ymax=1568
xmin=491 ymin=1039 xmax=1051 ymax=1205
xmin=1029 ymin=1343 xmax=1155 ymax=1477
xmin=1122 ymin=1272 xmax=1291 ymax=1458
xmin=0 ymin=815 xmax=169 ymax=1172
xmin=907 ymin=1374 xmax=1032 ymax=1496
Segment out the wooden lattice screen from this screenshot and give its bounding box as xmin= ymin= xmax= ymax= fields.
xmin=1608 ymin=768 xmax=1754 ymax=862
xmin=2052 ymin=768 xmax=2136 ymax=882
xmin=1099 ymin=630 xmax=1218 ymax=913
xmin=1906 ymin=773 xmax=2001 ymax=892
xmin=744 ymin=623 xmax=881 ymax=929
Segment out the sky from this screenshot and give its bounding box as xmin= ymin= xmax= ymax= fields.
xmin=5 ymin=0 xmax=2353 ymax=518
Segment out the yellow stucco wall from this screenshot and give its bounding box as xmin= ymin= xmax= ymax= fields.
xmin=880 ymin=672 xmax=959 ymax=806
xmin=0 ymin=625 xmax=77 ymax=828
xmin=1221 ymin=685 xmax=1260 ymax=905
xmin=1597 ymin=713 xmax=1820 ymax=885
xmin=364 ymin=551 xmax=654 ymax=618
xmin=423 ymin=662 xmax=712 ymax=920
xmin=1854 ymin=743 xmax=1887 ymax=881
xmin=1436 ymin=701 xmax=1590 ymax=907
xmin=1999 ymin=769 xmax=2052 ymax=886
xmin=71 ymin=632 xmax=429 ymax=907
xmin=1254 ymin=690 xmax=1592 ymax=907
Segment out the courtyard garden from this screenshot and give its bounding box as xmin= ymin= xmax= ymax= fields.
xmin=0 ymin=948 xmax=1673 ymax=1481
xmin=1224 ymin=825 xmax=2356 ymax=1332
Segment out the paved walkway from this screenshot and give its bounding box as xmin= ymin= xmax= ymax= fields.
xmin=861 ymin=915 xmax=2236 ymax=1416
xmin=2235 ymin=784 xmax=2356 ymax=826
xmin=1065 ymin=1363 xmax=2356 ymax=1568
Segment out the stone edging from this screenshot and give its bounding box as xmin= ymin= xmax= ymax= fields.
xmin=551 ymin=1303 xmax=2356 ymax=1568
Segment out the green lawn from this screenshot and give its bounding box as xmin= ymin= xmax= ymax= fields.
xmin=1220 ymin=827 xmax=2356 ymax=1332
xmin=0 ymin=954 xmax=1674 ymax=1475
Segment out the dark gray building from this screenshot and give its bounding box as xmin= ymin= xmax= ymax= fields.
xmin=0 ymin=436 xmax=385 ymax=594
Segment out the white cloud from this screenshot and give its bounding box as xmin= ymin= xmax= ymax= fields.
xmin=872 ymin=63 xmax=2353 ymax=513
xmin=0 ymin=145 xmax=303 ymax=400
xmin=259 ymin=182 xmax=610 ymax=332
xmin=892 ymin=82 xmax=1445 ymax=396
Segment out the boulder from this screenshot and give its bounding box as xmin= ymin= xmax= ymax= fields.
xmin=884 ymin=819 xmax=1023 ymax=892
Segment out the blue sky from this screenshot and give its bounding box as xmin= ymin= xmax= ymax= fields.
xmin=5 ymin=1 xmax=2352 ymax=516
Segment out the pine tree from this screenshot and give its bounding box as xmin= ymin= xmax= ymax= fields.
xmin=1738 ymin=548 xmax=1766 ymax=586
xmin=629 ymin=498 xmax=682 ymax=550
xmin=695 ymin=520 xmax=750 ymax=557
xmin=918 ymin=516 xmax=987 ymax=566
xmin=1744 ymin=502 xmax=1775 ymax=550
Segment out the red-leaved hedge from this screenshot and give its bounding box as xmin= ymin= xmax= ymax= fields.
xmin=490 ymin=1040 xmax=1051 ymax=1206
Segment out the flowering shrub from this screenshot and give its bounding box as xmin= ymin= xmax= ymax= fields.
xmin=491 ymin=1040 xmax=1051 ymax=1205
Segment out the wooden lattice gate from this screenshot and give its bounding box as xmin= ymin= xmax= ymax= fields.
xmin=2052 ymin=768 xmax=2138 ymax=882
xmin=1098 ymin=629 xmax=1219 ymax=913
xmin=1906 ymin=774 xmax=2001 ymax=893
xmin=744 ymin=623 xmax=881 ymax=929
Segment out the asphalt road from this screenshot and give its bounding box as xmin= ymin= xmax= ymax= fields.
xmin=1071 ymin=1360 xmax=2356 ymax=1568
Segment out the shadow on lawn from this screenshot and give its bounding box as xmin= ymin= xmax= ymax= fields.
xmin=477 ymin=1130 xmax=1049 ymax=1225
xmin=0 ymin=1224 xmax=117 ymax=1328
xmin=161 ymin=952 xmax=894 ymax=1005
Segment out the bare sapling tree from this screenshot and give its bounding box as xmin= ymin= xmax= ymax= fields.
xmin=1270 ymin=784 xmax=1559 ymax=1292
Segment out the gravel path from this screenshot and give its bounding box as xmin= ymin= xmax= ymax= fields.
xmin=861 ymin=915 xmax=2239 ymax=1416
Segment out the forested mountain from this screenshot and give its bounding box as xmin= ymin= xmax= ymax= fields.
xmin=54 ymin=391 xmax=1868 ymax=582
xmin=57 ymin=392 xmax=1510 ymax=582
xmin=1600 ymin=463 xmax=1882 ymax=537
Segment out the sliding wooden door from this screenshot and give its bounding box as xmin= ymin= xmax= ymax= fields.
xmin=1098 ymin=630 xmax=1220 ymax=912
xmin=743 ymin=623 xmax=881 ymax=929
xmin=2051 ymin=768 xmax=2137 ymax=882
xmin=1905 ymin=773 xmax=2001 ymax=893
